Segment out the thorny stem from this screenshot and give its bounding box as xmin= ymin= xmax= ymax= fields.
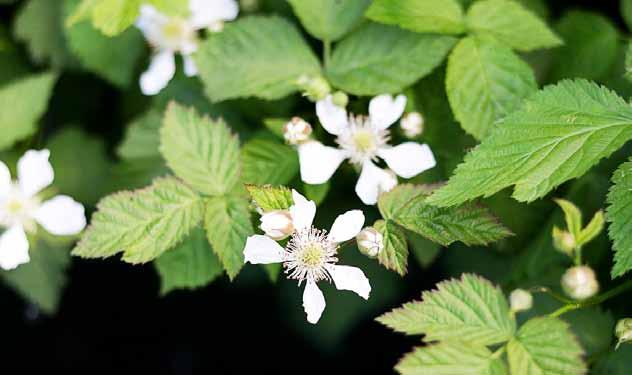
xmin=548 ymin=278 xmax=632 ymax=318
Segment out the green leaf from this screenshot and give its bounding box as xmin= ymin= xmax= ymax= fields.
xmin=549 ymin=11 xmax=618 ymax=81
xmin=379 ymin=185 xmax=512 ymax=246
xmin=577 ymin=210 xmax=604 ymax=246
xmin=429 ymin=80 xmax=632 ymax=207
xmin=303 ymin=182 xmax=329 ymax=206
xmin=563 ymin=307 xmax=614 ymax=357
xmin=594 ymin=344 xmax=632 ymax=375
xmin=287 ymin=0 xmax=371 ymax=41
xmin=607 ymin=159 xmax=632 ymax=277
xmin=374 ymin=219 xmax=409 ymax=275
xmin=241 ymin=138 xmax=299 ymax=186
xmin=446 ymin=36 xmax=537 ymax=140
xmin=465 ymin=0 xmax=561 ymax=52
xmin=263 ymin=118 xmax=287 ymax=140
xmin=160 ymin=102 xmax=241 ymax=196
xmin=154 ymin=227 xmax=223 ymax=294
xmin=195 ymin=16 xmax=321 ymax=102
xmin=623 ymin=0 xmax=632 ymax=32
xmin=204 ymin=195 xmax=253 ymax=280
xmin=407 ymin=230 xmax=441 ymax=269
xmin=377 ymin=274 xmax=516 ymax=345
xmin=554 ymin=199 xmax=582 ymax=238
xmin=396 ymin=342 xmax=508 ymax=375
xmin=366 ymin=0 xmax=465 ymax=35
xmin=507 ymin=317 xmax=586 ymax=375
xmin=0 ymin=241 xmax=70 ymax=314
xmin=72 ymin=176 xmax=204 ymax=263
xmin=625 ymin=42 xmax=632 ymax=82
xmin=246 ymin=184 xmax=293 ymax=211
xmin=0 ymin=72 xmax=57 ymax=151
xmin=327 ymin=23 xmax=457 ymax=95
xmin=117 ymin=109 xmax=162 ymax=159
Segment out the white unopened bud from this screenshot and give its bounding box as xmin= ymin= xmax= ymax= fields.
xmin=260 ymin=210 xmax=294 ymax=240
xmin=553 ymin=226 xmax=576 ymax=256
xmin=615 ymin=318 xmax=632 ymax=349
xmin=208 ymin=21 xmax=225 ymax=33
xmin=283 ymin=117 xmax=312 ymax=145
xmin=400 ymin=112 xmax=424 ymax=138
xmin=356 ymin=227 xmax=383 ymax=258
xmin=509 ymin=289 xmax=533 ymax=313
xmin=561 ymin=266 xmax=599 ymax=300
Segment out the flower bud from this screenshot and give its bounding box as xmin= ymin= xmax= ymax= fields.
xmin=283 ymin=117 xmax=312 ymax=145
xmin=331 ymin=91 xmax=349 ymax=108
xmin=260 ymin=210 xmax=294 ymax=240
xmin=509 ymin=289 xmax=533 ymax=313
xmin=356 ymin=227 xmax=383 ymax=258
xmin=561 ymin=266 xmax=599 ymax=300
xmin=553 ymin=226 xmax=576 ymax=256
xmin=400 ymin=112 xmax=424 ymax=138
xmin=297 ymin=75 xmax=331 ymax=101
xmin=615 ymin=318 xmax=632 ymax=349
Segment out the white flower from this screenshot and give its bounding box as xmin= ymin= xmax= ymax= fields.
xmin=509 ymin=288 xmax=533 ymax=313
xmin=356 ymin=227 xmax=383 ymax=258
xmin=400 ymin=112 xmax=424 ymax=138
xmin=135 ymin=0 xmax=239 ymax=95
xmin=0 ymin=150 xmax=86 ymax=270
xmin=298 ymin=94 xmax=436 ymax=205
xmin=244 ymin=190 xmax=370 ymax=324
xmin=283 ymin=117 xmax=312 ymax=145
xmin=561 ymin=265 xmax=599 ymax=300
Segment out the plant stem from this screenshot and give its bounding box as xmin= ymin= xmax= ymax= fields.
xmin=573 ymin=244 xmax=582 ymax=266
xmin=548 ymin=278 xmax=632 ymax=318
xmin=323 ymin=40 xmax=331 ymax=68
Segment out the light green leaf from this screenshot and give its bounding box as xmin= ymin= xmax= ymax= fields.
xmin=327 ymin=23 xmax=457 ymax=95
xmin=553 ymin=199 xmax=582 ymax=238
xmin=607 ymin=159 xmax=632 ymax=277
xmin=160 ymin=102 xmax=241 ymax=196
xmin=246 ymin=184 xmax=293 ymax=211
xmin=396 ymin=342 xmax=508 ymax=375
xmin=195 ymin=16 xmax=321 ymax=102
xmin=429 ymin=80 xmax=632 ymax=207
xmin=154 ymin=227 xmax=223 ymax=294
xmin=507 ymin=317 xmax=586 ymax=375
xmin=465 ymin=0 xmax=561 ymax=52
xmin=577 ymin=211 xmax=604 ymax=246
xmin=263 ymin=118 xmax=287 ymax=139
xmin=379 ymin=185 xmax=512 ymax=246
xmin=287 ymin=0 xmax=371 ymax=41
xmin=366 ymin=0 xmax=465 ymax=35
xmin=0 ymin=72 xmax=57 ymax=151
xmin=241 ymin=138 xmax=299 ymax=186
xmin=72 ymin=176 xmax=204 ymax=263
xmin=204 ymin=195 xmax=253 ymax=280
xmin=374 ymin=219 xmax=409 ymax=275
xmin=446 ymin=36 xmax=537 ymax=140
xmin=377 ymin=274 xmax=516 ymax=345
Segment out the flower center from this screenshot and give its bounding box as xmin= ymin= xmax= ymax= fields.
xmin=160 ymin=18 xmax=196 ymax=51
xmin=283 ymin=227 xmax=338 ymax=284
xmin=299 ymin=242 xmax=325 ymax=267
xmin=0 ymin=185 xmax=39 ymax=231
xmin=336 ymin=115 xmax=389 ymax=165
xmin=353 ymin=130 xmax=376 ymax=153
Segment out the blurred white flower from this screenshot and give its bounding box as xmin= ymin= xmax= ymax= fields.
xmin=356 ymin=226 xmax=383 ymax=258
xmin=0 ymin=150 xmax=86 ymax=270
xmin=561 ymin=265 xmax=599 ymax=300
xmin=135 ymin=0 xmax=239 ymax=95
xmin=244 ymin=190 xmax=370 ymax=324
xmin=283 ymin=117 xmax=312 ymax=145
xmin=509 ymin=288 xmax=533 ymax=312
xmin=400 ymin=112 xmax=424 ymax=138
xmin=298 ymin=94 xmax=436 ymax=205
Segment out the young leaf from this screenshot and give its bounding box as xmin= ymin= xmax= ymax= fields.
xmin=327 ymin=23 xmax=457 ymax=95
xmin=245 ymin=184 xmax=293 ymax=211
xmin=607 ymin=159 xmax=632 ymax=278
xmin=287 ymin=0 xmax=371 ymax=41
xmin=366 ymin=0 xmax=465 ymax=35
xmin=465 ymin=0 xmax=561 ymax=52
xmin=160 ymin=102 xmax=241 ymax=196
xmin=204 ymin=195 xmax=254 ymax=280
xmin=377 ymin=274 xmax=516 ymax=346
xmin=396 ymin=342 xmax=508 ymax=375
xmin=72 ymin=176 xmax=205 ymax=263
xmin=446 ymin=36 xmax=537 ymax=140
xmin=507 ymin=317 xmax=586 ymax=375
xmin=154 ymin=227 xmax=223 ymax=294
xmin=379 ymin=185 xmax=512 ymax=246
xmin=195 ymin=16 xmax=321 ymax=102
xmin=241 ymin=138 xmax=299 ymax=186
xmin=429 ymin=80 xmax=632 ymax=207
xmin=554 ymin=199 xmax=583 ymax=239
xmin=374 ymin=219 xmax=409 ymax=276
xmin=0 ymin=72 xmax=57 ymax=151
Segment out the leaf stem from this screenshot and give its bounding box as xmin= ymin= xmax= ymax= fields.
xmin=548 ymin=278 xmax=632 ymax=318
xmin=323 ymin=40 xmax=331 ymax=68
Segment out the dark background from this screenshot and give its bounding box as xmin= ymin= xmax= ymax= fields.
xmin=0 ymin=0 xmax=624 ymax=374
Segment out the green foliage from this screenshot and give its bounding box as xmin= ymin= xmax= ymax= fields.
xmin=624 ymin=0 xmax=632 ymax=32
xmin=117 ymin=109 xmax=162 ymax=160
xmin=195 ymin=16 xmax=321 ymax=102
xmin=396 ymin=342 xmax=507 ymax=375
xmin=327 ymin=23 xmax=457 ymax=95
xmin=446 ymin=36 xmax=537 ymax=139
xmin=241 ymin=138 xmax=298 ymax=186
xmin=366 ymin=0 xmax=465 ymax=35
xmin=429 ymin=80 xmax=632 ymax=207
xmin=287 ymin=0 xmax=370 ymax=41
xmin=374 ymin=219 xmax=409 ymax=276
xmin=607 ymin=159 xmax=632 ymax=277
xmin=246 ymin=184 xmax=293 ymax=211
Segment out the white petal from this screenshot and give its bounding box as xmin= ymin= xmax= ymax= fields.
xmin=298 ymin=141 xmax=347 ymax=184
xmin=34 ymin=195 xmax=86 ymax=236
xmin=355 ymin=161 xmax=397 ymax=205
xmin=0 ymin=225 xmax=30 ymax=270
xmin=189 ymin=0 xmax=239 ymax=29
xmin=378 ymin=142 xmax=436 ymax=179
xmin=183 ymin=54 xmax=198 ymax=76
xmin=140 ymin=50 xmax=176 ymax=95
xmin=135 ymin=4 xmax=167 ymax=45
xmin=369 ymin=94 xmax=407 ymax=131
xmin=0 ymin=161 xmax=10 ymax=199
xmin=243 ymin=235 xmax=285 ymax=264
xmin=316 ymin=95 xmax=348 ymax=136
xmin=289 ymin=190 xmax=316 ymax=231
xmin=303 ymin=280 xmax=326 ymax=324
xmin=328 ymin=210 xmax=364 ymax=243
xmin=326 ymin=264 xmax=371 ymax=300
xmin=17 ymin=149 xmax=54 ymax=197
